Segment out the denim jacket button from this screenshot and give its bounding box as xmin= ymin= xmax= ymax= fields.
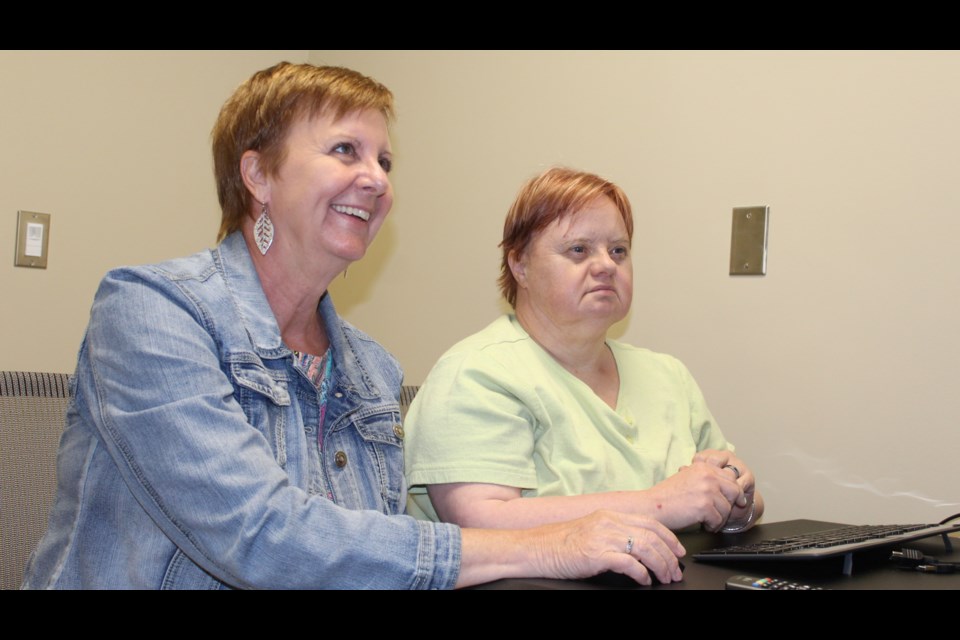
xmin=334 ymin=451 xmax=348 ymax=468
xmin=393 ymin=424 xmax=404 ymax=439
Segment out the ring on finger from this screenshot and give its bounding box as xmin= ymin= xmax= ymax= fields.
xmin=723 ymin=464 xmax=741 ymax=480
xmin=625 ymin=536 xmax=634 ymax=554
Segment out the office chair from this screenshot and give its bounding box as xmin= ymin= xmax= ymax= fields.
xmin=400 ymin=385 xmax=419 ymax=420
xmin=0 ymin=371 xmax=70 ymax=590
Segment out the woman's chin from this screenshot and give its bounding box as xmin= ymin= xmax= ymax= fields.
xmin=321 ymin=240 xmax=370 ymax=265
xmin=581 ymin=301 xmax=628 ymax=322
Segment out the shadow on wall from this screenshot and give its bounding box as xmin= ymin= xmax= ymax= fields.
xmin=775 ymin=447 xmax=960 ymax=510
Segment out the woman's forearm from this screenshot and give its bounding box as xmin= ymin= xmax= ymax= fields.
xmin=430 ymin=460 xmax=747 ymax=533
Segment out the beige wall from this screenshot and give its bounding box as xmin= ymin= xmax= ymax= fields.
xmin=314 ymin=51 xmax=960 ymax=525
xmin=0 ymin=50 xmax=305 ymax=373
xmin=4 ymin=51 xmax=957 ymax=525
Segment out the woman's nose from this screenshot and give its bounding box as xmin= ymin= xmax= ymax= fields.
xmin=359 ymin=159 xmax=390 ymax=196
xmin=591 ymin=251 xmax=617 ymax=276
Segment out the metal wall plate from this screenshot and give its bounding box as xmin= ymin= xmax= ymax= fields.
xmin=15 ymin=210 xmax=51 ymax=269
xmin=730 ymin=206 xmax=768 ymax=276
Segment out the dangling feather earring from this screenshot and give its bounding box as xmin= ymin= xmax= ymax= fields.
xmin=254 ymin=201 xmax=274 ymax=255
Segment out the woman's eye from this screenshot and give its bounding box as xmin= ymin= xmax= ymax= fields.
xmin=333 ymin=142 xmax=356 ymax=156
xmin=612 ymin=246 xmax=629 ymax=258
xmin=570 ymin=246 xmax=586 ymax=255
xmin=379 ymin=156 xmax=393 ymax=173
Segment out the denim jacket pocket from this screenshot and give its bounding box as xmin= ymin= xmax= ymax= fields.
xmin=161 ymin=548 xmax=225 ymax=590
xmin=231 ymin=362 xmax=292 ymax=468
xmin=328 ymin=405 xmax=405 ymax=514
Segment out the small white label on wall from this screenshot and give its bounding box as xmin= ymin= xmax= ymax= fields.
xmin=25 ymin=222 xmax=44 ymax=257
xmin=16 ymin=210 xmax=52 ymax=268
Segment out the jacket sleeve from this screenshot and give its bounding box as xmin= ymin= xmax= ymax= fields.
xmin=81 ymin=267 xmax=461 ymax=589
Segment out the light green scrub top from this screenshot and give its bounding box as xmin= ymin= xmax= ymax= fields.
xmin=403 ymin=315 xmax=732 ymax=521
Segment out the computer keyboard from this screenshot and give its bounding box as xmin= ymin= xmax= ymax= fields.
xmin=695 ymin=522 xmax=960 ymax=575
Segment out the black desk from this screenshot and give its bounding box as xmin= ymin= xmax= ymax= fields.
xmin=476 ymin=519 xmax=960 ymax=590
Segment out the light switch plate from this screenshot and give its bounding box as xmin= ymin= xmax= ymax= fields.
xmin=15 ymin=210 xmax=51 ymax=269
xmin=730 ymin=206 xmax=768 ymax=276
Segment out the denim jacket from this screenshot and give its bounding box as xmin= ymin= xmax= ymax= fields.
xmin=23 ymin=232 xmax=461 ymax=589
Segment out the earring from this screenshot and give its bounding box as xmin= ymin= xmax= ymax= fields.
xmin=254 ymin=201 xmax=274 ymax=255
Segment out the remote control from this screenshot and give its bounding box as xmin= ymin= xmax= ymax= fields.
xmin=725 ymin=575 xmax=825 ymax=590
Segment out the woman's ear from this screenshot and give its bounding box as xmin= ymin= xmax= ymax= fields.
xmin=240 ymin=150 xmax=270 ymax=208
xmin=508 ymin=250 xmax=528 ymax=289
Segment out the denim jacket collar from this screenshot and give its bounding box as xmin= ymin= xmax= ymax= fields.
xmin=214 ymin=231 xmax=381 ymax=401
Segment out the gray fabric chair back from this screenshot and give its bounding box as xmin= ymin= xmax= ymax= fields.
xmin=0 ymin=372 xmax=70 ymax=590
xmin=400 ymin=385 xmax=419 ymax=420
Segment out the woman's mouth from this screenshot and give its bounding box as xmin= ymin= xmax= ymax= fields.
xmin=332 ymin=204 xmax=371 ymax=221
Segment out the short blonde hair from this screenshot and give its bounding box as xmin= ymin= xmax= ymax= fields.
xmin=499 ymin=167 xmax=633 ymax=307
xmin=212 ymin=62 xmax=394 ymax=241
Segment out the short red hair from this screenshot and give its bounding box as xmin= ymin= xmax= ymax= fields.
xmin=212 ymin=62 xmax=394 ymax=242
xmin=499 ymin=167 xmax=633 ymax=307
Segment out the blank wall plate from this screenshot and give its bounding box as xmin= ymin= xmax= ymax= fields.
xmin=15 ymin=210 xmax=51 ymax=269
xmin=730 ymin=206 xmax=768 ymax=275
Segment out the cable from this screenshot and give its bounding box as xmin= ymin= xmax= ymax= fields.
xmin=891 ymin=547 xmax=959 ymax=574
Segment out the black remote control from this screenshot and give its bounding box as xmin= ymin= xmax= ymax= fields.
xmin=726 ymin=575 xmax=825 ymax=590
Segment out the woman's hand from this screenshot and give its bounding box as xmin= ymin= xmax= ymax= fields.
xmin=528 ymin=510 xmax=685 ymax=585
xmin=691 ymin=449 xmax=754 ymax=504
xmin=457 ymin=510 xmax=685 ymax=588
xmin=643 ymin=461 xmax=744 ymax=532
xmin=689 ymin=449 xmax=763 ymax=531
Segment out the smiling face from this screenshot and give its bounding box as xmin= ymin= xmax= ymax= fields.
xmin=245 ymin=108 xmax=393 ymax=272
xmin=510 ymin=196 xmax=633 ymax=334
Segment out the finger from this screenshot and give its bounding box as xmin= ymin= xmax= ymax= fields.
xmin=703 ymin=509 xmax=725 ymax=533
xmin=634 ymin=550 xmax=679 ymax=584
xmin=619 ymin=517 xmax=685 ymax=582
xmin=692 ymin=449 xmax=730 ymax=467
xmin=716 ymin=474 xmax=743 ymax=506
xmin=638 ymin=515 xmax=686 ymax=557
xmin=734 ymin=484 xmax=746 ymax=508
xmin=734 ymin=478 xmax=753 ymax=506
xmin=629 ymin=529 xmax=683 ymax=583
xmin=729 ymin=464 xmax=754 ymax=506
xmin=721 ymin=454 xmax=751 ymax=481
xmin=736 ymin=467 xmax=756 ymax=494
xmin=717 ymin=483 xmax=739 ymax=524
xmin=701 ymin=495 xmax=730 ymax=532
xmin=605 ymin=552 xmax=653 ymax=586
xmin=721 ymin=465 xmax=741 ymax=482
xmin=697 ymin=461 xmax=744 ymax=506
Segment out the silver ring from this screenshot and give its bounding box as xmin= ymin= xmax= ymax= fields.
xmin=625 ymin=536 xmax=634 ymax=554
xmin=724 ymin=464 xmax=741 ymax=480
